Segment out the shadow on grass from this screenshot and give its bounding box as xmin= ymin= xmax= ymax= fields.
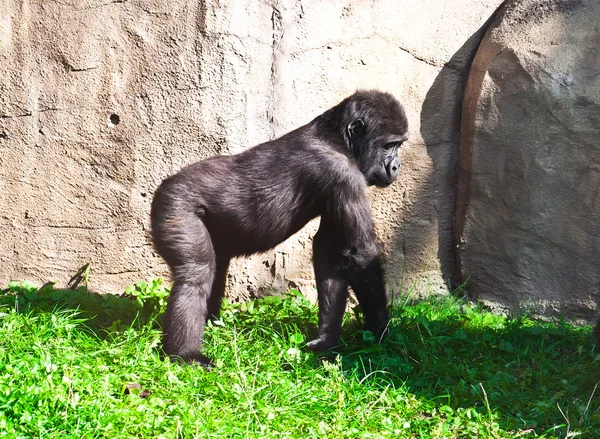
xmin=0 ymin=279 xmax=167 ymax=330
xmin=332 ymin=300 xmax=600 ymax=437
xmin=200 ymin=290 xmax=600 ymax=436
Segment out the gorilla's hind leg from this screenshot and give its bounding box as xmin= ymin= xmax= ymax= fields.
xmin=307 ymin=220 xmax=349 ymax=351
xmin=158 ymin=215 xmax=216 ymax=366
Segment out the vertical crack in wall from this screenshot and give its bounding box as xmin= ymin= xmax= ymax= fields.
xmin=268 ymin=1 xmax=284 ymax=139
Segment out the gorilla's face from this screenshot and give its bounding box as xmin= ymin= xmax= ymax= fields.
xmin=346 ymin=97 xmax=409 ymax=187
xmin=360 ymin=133 xmax=407 ymax=187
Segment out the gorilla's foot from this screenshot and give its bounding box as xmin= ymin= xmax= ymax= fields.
xmin=169 ymin=352 xmax=214 ymax=368
xmin=306 ymin=335 xmax=337 ymax=351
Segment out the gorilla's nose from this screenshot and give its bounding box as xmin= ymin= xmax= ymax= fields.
xmin=386 ymin=156 xmax=401 ymax=179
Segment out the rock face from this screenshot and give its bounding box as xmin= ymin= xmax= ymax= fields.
xmin=457 ymin=0 xmax=600 ymax=320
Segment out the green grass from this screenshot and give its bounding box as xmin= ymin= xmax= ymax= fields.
xmin=0 ymin=280 xmax=599 ymax=438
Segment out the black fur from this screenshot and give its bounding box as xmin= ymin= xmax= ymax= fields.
xmin=151 ymin=90 xmax=409 ymax=365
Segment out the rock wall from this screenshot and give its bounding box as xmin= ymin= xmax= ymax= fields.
xmin=1 ymin=0 xmax=504 ymax=300
xmin=457 ymin=0 xmax=600 ymax=320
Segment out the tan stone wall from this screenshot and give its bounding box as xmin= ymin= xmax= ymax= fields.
xmin=0 ymin=1 xmax=503 ymax=299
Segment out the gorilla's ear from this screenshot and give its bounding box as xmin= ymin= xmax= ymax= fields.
xmin=347 ymin=119 xmax=365 ymax=140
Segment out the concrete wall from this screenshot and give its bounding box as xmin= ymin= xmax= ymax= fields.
xmin=4 ymin=0 xmax=598 ymax=323
xmin=0 ymin=0 xmax=502 ymax=301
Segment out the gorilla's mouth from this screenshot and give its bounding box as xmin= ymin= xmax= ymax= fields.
xmin=371 ymin=174 xmax=394 ymax=188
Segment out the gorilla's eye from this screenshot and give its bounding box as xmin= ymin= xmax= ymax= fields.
xmin=384 ymin=142 xmax=400 ymax=150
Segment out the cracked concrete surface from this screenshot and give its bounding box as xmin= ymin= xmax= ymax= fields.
xmin=0 ymin=0 xmax=503 ymax=301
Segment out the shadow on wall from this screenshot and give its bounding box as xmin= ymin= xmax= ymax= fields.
xmin=392 ymin=3 xmax=507 ymax=295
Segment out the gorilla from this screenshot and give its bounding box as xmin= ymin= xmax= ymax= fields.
xmin=151 ymin=90 xmax=409 ymax=365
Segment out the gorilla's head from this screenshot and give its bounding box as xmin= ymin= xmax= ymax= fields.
xmin=342 ymin=90 xmax=409 ymax=187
